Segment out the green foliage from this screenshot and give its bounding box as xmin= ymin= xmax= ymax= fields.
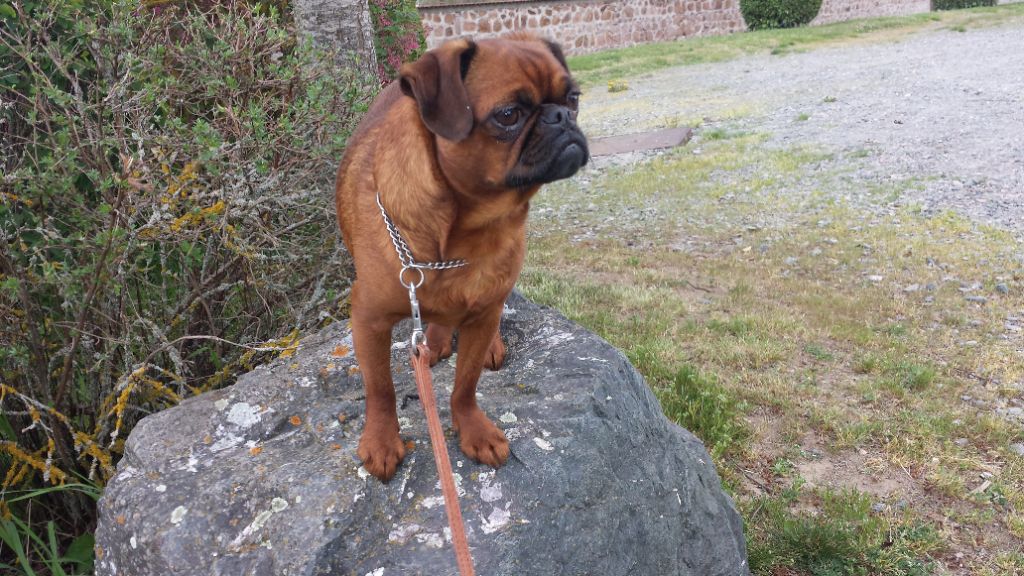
xmin=740 ymin=0 xmax=823 ymax=30
xmin=1 ymin=0 xmax=371 ymax=571
xmin=746 ymin=488 xmax=942 ymax=575
xmin=933 ymin=0 xmax=995 ymax=10
xmin=0 ymin=484 xmax=101 ymax=576
xmin=369 ymin=0 xmax=426 ymax=82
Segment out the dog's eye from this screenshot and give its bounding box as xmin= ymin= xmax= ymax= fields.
xmin=567 ymin=92 xmax=580 ymax=111
xmin=494 ymin=106 xmax=522 ymax=127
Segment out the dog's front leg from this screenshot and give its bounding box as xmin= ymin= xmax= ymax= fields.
xmin=451 ymin=307 xmax=510 ymax=469
xmin=351 ymin=309 xmax=406 ymax=482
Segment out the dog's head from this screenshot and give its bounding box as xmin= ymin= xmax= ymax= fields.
xmin=399 ymin=35 xmax=589 ymax=196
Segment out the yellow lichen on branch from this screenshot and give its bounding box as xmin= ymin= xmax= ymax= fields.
xmin=0 ymin=441 xmax=67 ymax=486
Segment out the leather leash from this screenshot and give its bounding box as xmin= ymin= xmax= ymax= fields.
xmin=411 ymin=343 xmax=476 ymax=576
xmin=378 ymin=191 xmax=475 ymax=574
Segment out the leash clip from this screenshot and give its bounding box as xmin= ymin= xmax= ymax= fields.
xmin=400 ymin=266 xmax=427 ymax=353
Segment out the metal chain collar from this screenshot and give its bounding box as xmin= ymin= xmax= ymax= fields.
xmin=376 ymin=193 xmax=467 ymax=273
xmin=376 ymin=192 xmax=467 ymax=350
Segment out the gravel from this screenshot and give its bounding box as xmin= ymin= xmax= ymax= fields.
xmin=582 ymin=21 xmax=1024 ymax=234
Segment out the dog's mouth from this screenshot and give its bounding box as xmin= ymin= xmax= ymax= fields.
xmin=506 ymin=129 xmax=589 ymax=189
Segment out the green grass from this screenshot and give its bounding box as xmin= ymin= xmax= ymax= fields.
xmin=567 ymin=4 xmax=1024 ymax=88
xmin=745 ymin=488 xmax=943 ymax=576
xmin=0 ymin=483 xmax=100 ymax=576
xmin=523 ymin=121 xmax=1024 ymax=572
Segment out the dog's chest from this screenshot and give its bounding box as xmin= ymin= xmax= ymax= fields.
xmin=422 ymin=233 xmax=524 ymax=322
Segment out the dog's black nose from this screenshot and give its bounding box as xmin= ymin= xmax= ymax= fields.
xmin=540 ymin=104 xmax=572 ymax=126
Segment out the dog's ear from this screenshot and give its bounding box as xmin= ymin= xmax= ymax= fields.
xmin=399 ymin=39 xmax=478 ymax=142
xmin=543 ymin=39 xmax=569 ymax=72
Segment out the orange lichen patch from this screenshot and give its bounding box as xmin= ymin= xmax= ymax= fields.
xmin=347 ymin=365 xmax=361 ymax=376
xmin=337 ymin=413 xmax=347 ymax=423
xmin=249 ymin=446 xmax=263 ymax=456
xmin=289 ymin=415 xmax=302 ymax=426
xmin=116 ymin=515 xmax=127 ymax=525
xmin=329 ymin=443 xmax=342 ymax=450
xmin=331 ymin=345 xmax=350 ymax=357
xmin=203 ymin=434 xmax=213 ymax=445
xmin=405 ymin=440 xmax=416 ymax=452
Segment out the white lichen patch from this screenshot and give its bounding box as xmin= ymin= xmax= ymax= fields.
xmin=357 ymin=466 xmax=370 ymax=480
xmin=435 ymin=472 xmax=465 ymax=497
xmin=533 ymin=437 xmax=554 ymax=452
xmin=365 ymin=568 xmax=385 ymax=576
xmin=541 ymin=328 xmax=574 ymax=347
xmin=419 ymin=495 xmax=444 ymax=509
xmin=480 ymin=482 xmax=503 ymax=503
xmin=226 ymin=402 xmax=261 ymax=428
xmin=270 ymin=497 xmax=289 ymax=512
xmin=480 ymin=506 xmax=511 ymax=534
xmin=210 ymin=433 xmax=243 ymax=453
xmin=251 ymin=510 xmax=274 ymax=532
xmin=130 ymin=535 xmax=137 ymax=549
xmin=415 ymin=532 xmax=444 ymax=549
xmin=387 ymin=523 xmax=421 ymax=544
xmin=170 ymin=506 xmax=188 ymax=525
xmin=154 ymin=484 xmax=167 ymax=493
xmin=215 ymin=398 xmax=230 ymax=411
xmin=499 ymin=411 xmax=518 ymax=424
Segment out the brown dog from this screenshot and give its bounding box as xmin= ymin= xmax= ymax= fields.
xmin=335 ymin=34 xmax=588 ymax=482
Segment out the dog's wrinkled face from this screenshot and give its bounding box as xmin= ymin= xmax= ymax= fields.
xmin=399 ymin=36 xmax=589 ymax=196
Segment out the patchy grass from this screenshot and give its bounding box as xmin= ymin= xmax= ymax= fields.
xmin=521 ymin=126 xmax=1024 ymax=573
xmin=567 ymin=3 xmax=1024 ymax=88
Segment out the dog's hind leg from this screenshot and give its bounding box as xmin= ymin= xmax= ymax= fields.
xmin=483 ymin=329 xmax=505 ymax=371
xmin=450 ymin=308 xmax=510 ymax=469
xmin=351 ymin=301 xmax=406 ymax=482
xmin=425 ymin=323 xmax=454 ymax=366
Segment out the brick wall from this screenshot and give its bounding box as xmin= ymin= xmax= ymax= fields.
xmin=418 ymin=0 xmax=936 ymax=55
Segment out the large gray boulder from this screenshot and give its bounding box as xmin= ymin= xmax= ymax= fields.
xmin=95 ymin=292 xmax=748 ymax=576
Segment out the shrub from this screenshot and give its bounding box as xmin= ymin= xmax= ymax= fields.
xmin=932 ymin=0 xmax=995 ymax=10
xmin=1 ymin=0 xmax=370 ymax=570
xmin=369 ymin=0 xmax=426 ymax=83
xmin=740 ymin=0 xmax=823 ymax=30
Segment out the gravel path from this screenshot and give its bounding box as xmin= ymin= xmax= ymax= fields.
xmin=582 ymin=21 xmax=1024 ymax=233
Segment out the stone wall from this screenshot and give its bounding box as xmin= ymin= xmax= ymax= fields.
xmin=419 ymin=0 xmax=747 ymax=55
xmin=418 ymin=0 xmax=936 ymax=55
xmin=811 ymin=0 xmax=931 ymax=25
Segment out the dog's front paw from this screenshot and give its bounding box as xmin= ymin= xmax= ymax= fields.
xmin=358 ymin=425 xmax=406 ymax=482
xmin=453 ymin=408 xmax=510 ymax=469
